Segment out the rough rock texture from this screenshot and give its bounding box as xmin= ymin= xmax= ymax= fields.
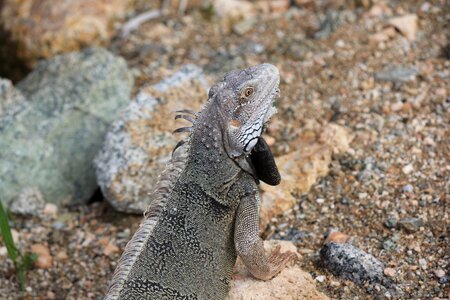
xmin=0 ymin=0 xmax=132 ymax=67
xmin=228 ymin=240 xmax=329 ymax=300
xmin=8 ymin=187 xmax=45 ymax=216
xmin=260 ymin=124 xmax=352 ymax=227
xmin=95 ymin=64 xmax=209 ymax=213
xmin=0 ymin=78 xmax=27 ymax=128
xmin=320 ymin=242 xmax=390 ymax=286
xmin=0 ymin=48 xmax=133 ymax=207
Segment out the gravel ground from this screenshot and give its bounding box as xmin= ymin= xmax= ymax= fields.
xmin=1 ymin=0 xmax=449 ymax=299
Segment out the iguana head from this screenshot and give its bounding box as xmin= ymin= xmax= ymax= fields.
xmin=210 ymin=63 xmax=280 ymax=159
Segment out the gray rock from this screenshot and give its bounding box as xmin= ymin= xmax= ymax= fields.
xmin=399 ymin=217 xmax=423 ymax=232
xmin=320 ymin=242 xmax=391 ymax=286
xmin=94 ymin=64 xmax=209 ymax=213
xmin=375 ymin=65 xmax=419 ymax=83
xmin=0 ymin=79 xmax=28 ymax=129
xmin=0 ymin=48 xmax=133 ymax=207
xmin=8 ymin=187 xmax=45 ymax=216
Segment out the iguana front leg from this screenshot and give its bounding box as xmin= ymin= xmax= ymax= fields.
xmin=234 ymin=194 xmax=297 ymax=280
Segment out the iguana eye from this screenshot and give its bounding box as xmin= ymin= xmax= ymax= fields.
xmin=240 ymin=87 xmax=254 ymax=101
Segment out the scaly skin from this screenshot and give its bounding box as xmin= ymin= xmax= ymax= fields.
xmin=105 ymin=64 xmax=296 ymax=300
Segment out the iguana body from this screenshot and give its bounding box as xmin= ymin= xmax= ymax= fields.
xmin=105 ymin=64 xmax=295 ymax=300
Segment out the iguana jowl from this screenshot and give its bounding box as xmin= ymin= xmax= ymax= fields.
xmin=105 ymin=64 xmax=296 ymax=299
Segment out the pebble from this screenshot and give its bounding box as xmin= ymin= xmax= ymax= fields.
xmin=384 ymin=267 xmax=396 ymax=277
xmin=384 ymin=217 xmax=398 ymax=229
xmin=402 ymin=164 xmax=415 ymax=174
xmin=325 ymin=231 xmax=352 ymax=244
xmin=434 ymin=269 xmax=445 ymax=278
xmin=103 ymin=242 xmax=120 ymax=257
xmin=315 ymin=275 xmax=326 ymax=283
xmin=399 ymin=217 xmax=423 ymax=233
xmin=43 ymin=203 xmax=58 ymax=216
xmin=418 ymin=258 xmax=427 ymax=268
xmin=402 ymin=184 xmax=414 ymax=193
xmin=31 ymin=244 xmax=52 ymax=269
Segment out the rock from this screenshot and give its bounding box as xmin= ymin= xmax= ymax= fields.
xmin=228 ymin=240 xmax=329 ymax=300
xmin=103 ymin=242 xmax=119 ymax=257
xmin=402 ymin=184 xmax=414 ymax=193
xmin=375 ymin=66 xmax=419 ymax=83
xmin=31 ymin=244 xmax=52 ymax=269
xmin=388 ymin=14 xmax=418 ymax=41
xmin=325 ymin=231 xmax=352 ymax=244
xmin=260 ymin=124 xmax=352 ymax=228
xmin=402 ymin=164 xmax=415 ymax=174
xmin=213 ymin=0 xmax=256 ymax=33
xmin=0 ymin=79 xmax=28 ymax=129
xmin=8 ymin=187 xmax=45 ymax=216
xmin=42 ymin=203 xmax=58 ymax=217
xmin=0 ymin=0 xmax=132 ymax=67
xmin=315 ymin=275 xmax=326 ymax=283
xmin=384 ymin=267 xmax=396 ymax=277
xmin=319 ymin=242 xmax=390 ymax=286
xmin=0 ymin=48 xmax=133 ymax=207
xmin=384 ymin=217 xmax=398 ymax=229
xmin=399 ymin=217 xmax=423 ymax=233
xmin=95 ymin=64 xmax=208 ymax=213
xmin=434 ymin=269 xmax=446 ymax=278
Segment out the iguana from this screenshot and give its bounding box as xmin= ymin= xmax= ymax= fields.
xmin=105 ymin=64 xmax=296 ymax=300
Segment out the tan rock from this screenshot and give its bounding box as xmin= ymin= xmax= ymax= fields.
xmin=369 ymin=27 xmax=397 ymax=43
xmin=214 ymin=0 xmax=256 ymax=33
xmin=384 ymin=267 xmax=396 ymax=277
xmin=31 ymin=244 xmax=52 ymax=269
xmin=319 ymin=124 xmax=353 ymax=154
xmin=325 ymin=231 xmax=352 ymax=244
xmin=0 ymin=0 xmax=132 ymax=66
xmin=103 ymin=242 xmax=120 ymax=257
xmin=228 ymin=240 xmax=329 ymax=300
xmin=43 ymin=203 xmax=58 ymax=217
xmin=56 ymin=250 xmax=68 ymax=261
xmin=388 ymin=14 xmax=418 ymax=41
xmin=260 ymin=124 xmax=352 ymax=228
xmin=257 ymin=0 xmax=290 ymax=14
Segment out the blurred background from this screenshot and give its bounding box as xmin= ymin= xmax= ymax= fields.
xmin=0 ymin=0 xmax=449 ymax=299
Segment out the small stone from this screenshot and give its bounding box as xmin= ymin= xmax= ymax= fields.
xmin=388 ymin=14 xmax=418 ymax=41
xmin=315 ymin=275 xmax=326 ymax=282
xmin=376 ymin=67 xmax=419 ymax=83
xmin=56 ymin=251 xmax=68 ymax=261
xmin=325 ymin=231 xmax=352 ymax=244
xmin=402 ymin=164 xmax=414 ymax=175
xmin=103 ymin=242 xmax=119 ymax=257
xmin=316 ymin=198 xmax=325 ymax=204
xmin=384 ymin=217 xmax=398 ymax=229
xmin=399 ymin=217 xmax=423 ymax=233
xmin=43 ymin=203 xmax=58 ymax=216
xmin=418 ymin=258 xmax=427 ymax=268
xmin=384 ymin=268 xmax=396 ymax=277
xmin=434 ymin=269 xmax=445 ymax=278
xmin=0 ymin=246 xmax=7 ymax=256
xmin=402 ymin=184 xmax=414 ymax=193
xmin=31 ymin=244 xmax=52 ymax=269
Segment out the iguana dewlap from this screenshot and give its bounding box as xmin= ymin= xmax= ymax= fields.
xmin=105 ymin=64 xmax=296 ymax=300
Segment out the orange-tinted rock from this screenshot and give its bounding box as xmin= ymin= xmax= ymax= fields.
xmin=325 ymin=231 xmax=352 ymax=244
xmin=228 ymin=240 xmax=329 ymax=300
xmin=31 ymin=244 xmax=52 ymax=269
xmin=260 ymin=124 xmax=352 ymax=228
xmin=0 ymin=0 xmax=132 ymax=66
